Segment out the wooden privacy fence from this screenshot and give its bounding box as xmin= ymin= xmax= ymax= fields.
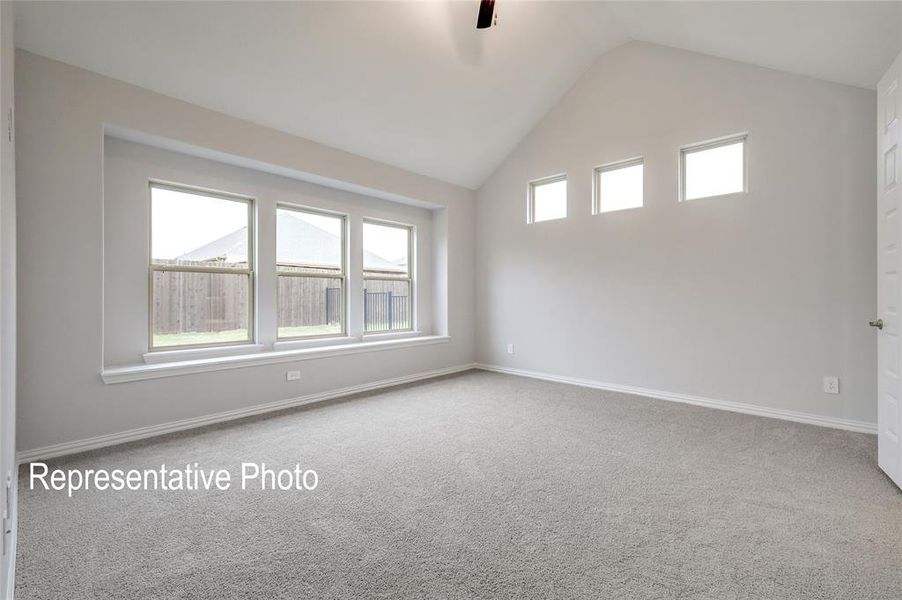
xmin=153 ymin=270 xmax=249 ymax=334
xmin=152 ymin=269 xmax=409 ymax=334
xmin=276 ymin=277 xmax=342 ymax=329
xmin=152 ymin=270 xmax=342 ymax=334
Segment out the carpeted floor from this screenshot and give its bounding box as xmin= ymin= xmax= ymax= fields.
xmin=15 ymin=370 xmax=902 ymax=599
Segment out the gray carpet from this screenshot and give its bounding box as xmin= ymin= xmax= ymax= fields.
xmin=15 ymin=370 xmax=902 ymax=599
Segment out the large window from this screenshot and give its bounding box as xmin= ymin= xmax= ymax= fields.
xmin=276 ymin=206 xmax=346 ymax=339
xmin=528 ymin=174 xmax=567 ymax=223
xmin=594 ymin=158 xmax=643 ymax=214
xmin=681 ymin=134 xmax=747 ymax=201
xmin=149 ymin=183 xmax=254 ymax=350
xmin=363 ymin=220 xmax=413 ymax=333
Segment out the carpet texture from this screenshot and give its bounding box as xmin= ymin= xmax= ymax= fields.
xmin=15 ymin=370 xmax=902 ymax=599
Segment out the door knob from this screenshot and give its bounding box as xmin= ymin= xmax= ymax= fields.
xmin=870 ymin=318 xmax=884 ymax=330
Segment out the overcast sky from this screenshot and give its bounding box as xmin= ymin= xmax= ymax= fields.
xmin=151 ymin=186 xmax=408 ymax=264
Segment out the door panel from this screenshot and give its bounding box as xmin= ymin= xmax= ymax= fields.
xmin=877 ymin=56 xmax=902 ymax=490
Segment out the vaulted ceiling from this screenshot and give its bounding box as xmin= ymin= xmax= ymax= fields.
xmin=14 ymin=1 xmax=900 ymax=189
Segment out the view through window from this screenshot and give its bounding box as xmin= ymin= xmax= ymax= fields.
xmin=150 ymin=184 xmax=253 ymax=349
xmin=363 ymin=221 xmax=412 ymax=333
xmin=276 ymin=206 xmax=346 ymax=339
xmin=529 ymin=175 xmax=567 ymax=223
xmin=682 ymin=135 xmax=747 ymax=201
xmin=596 ymin=159 xmax=644 ymax=213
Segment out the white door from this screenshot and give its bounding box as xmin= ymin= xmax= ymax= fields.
xmin=877 ymin=55 xmax=902 ymax=490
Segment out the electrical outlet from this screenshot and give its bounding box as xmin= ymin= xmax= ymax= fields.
xmin=506 ymin=343 xmax=514 ymax=355
xmin=286 ymin=370 xmax=301 ymax=381
xmin=823 ymin=376 xmax=839 ymax=395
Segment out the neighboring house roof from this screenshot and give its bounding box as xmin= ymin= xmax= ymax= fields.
xmin=177 ymin=210 xmax=405 ymax=271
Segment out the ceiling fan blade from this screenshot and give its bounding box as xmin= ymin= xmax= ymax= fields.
xmin=476 ymin=0 xmax=495 ymax=29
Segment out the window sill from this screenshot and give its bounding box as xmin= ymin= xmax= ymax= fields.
xmin=144 ymin=343 xmax=264 ymax=364
xmin=101 ymin=335 xmax=450 ymax=384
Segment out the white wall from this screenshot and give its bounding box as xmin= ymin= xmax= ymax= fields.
xmin=14 ymin=38 xmax=882 ymax=456
xmin=476 ymin=42 xmax=877 ymax=425
xmin=16 ymin=50 xmax=476 ymax=453
xmin=0 ymin=3 xmax=15 ymax=596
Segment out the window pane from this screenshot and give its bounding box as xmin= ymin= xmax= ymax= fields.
xmin=277 ymin=208 xmax=343 ymax=272
xmin=152 ymin=270 xmax=249 ymax=347
xmin=684 ymin=140 xmax=745 ymax=201
xmin=363 ymin=222 xmax=409 ymax=276
xmin=151 ymin=186 xmax=249 ymax=268
xmin=277 ymin=276 xmax=344 ymax=338
xmin=532 ymin=178 xmax=567 ymax=222
xmin=364 ymin=279 xmax=411 ymax=332
xmin=598 ymin=162 xmax=643 ymax=213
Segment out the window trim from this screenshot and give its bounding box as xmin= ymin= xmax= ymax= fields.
xmin=147 ymin=180 xmax=256 ymax=352
xmin=527 ymin=173 xmax=567 ymax=224
xmin=362 ymin=217 xmax=415 ymax=335
xmin=592 ymin=156 xmax=644 ymax=215
xmin=275 ymin=202 xmax=349 ymax=342
xmin=679 ymin=132 xmax=749 ymax=202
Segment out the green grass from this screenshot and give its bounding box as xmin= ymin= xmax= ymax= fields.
xmin=277 ymin=324 xmax=342 ymax=339
xmin=153 ymin=329 xmax=249 ymax=348
xmin=153 ymin=323 xmax=344 ymax=348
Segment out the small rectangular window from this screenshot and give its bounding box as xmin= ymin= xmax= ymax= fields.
xmin=276 ymin=206 xmax=346 ymax=339
xmin=149 ymin=183 xmax=254 ymax=350
xmin=363 ymin=220 xmax=413 ymax=333
xmin=681 ymin=134 xmax=747 ymax=201
xmin=528 ymin=175 xmax=567 ymax=223
xmin=594 ymin=158 xmax=643 ymax=214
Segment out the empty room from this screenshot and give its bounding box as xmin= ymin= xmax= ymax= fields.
xmin=0 ymin=1 xmax=901 ymax=598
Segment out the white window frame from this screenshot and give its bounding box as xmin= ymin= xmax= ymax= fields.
xmin=592 ymin=157 xmax=644 ymax=215
xmin=679 ymin=132 xmax=749 ymax=202
xmin=362 ymin=218 xmax=415 ymax=335
xmin=147 ymin=180 xmax=256 ymax=352
xmin=527 ymin=173 xmax=567 ymax=224
xmin=276 ymin=203 xmax=348 ymax=341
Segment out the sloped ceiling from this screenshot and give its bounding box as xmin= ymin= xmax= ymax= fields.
xmin=14 ymin=1 xmax=900 ymax=189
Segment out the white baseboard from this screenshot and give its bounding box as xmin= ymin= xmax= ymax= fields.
xmin=17 ymin=363 xmax=477 ymax=464
xmin=17 ymin=361 xmax=876 ymax=464
xmin=475 ymin=363 xmax=877 ymax=435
